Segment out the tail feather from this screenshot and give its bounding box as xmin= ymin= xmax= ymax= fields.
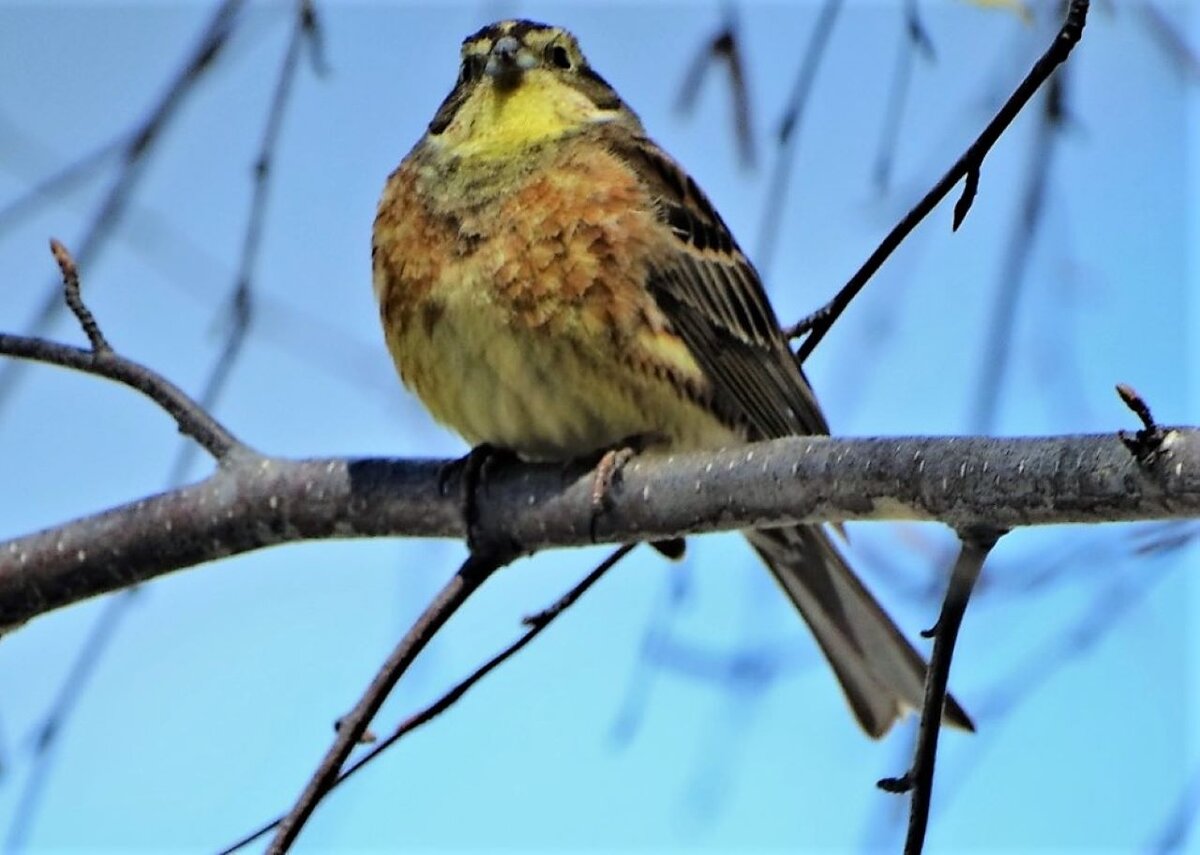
xmin=746 ymin=524 xmax=973 ymax=738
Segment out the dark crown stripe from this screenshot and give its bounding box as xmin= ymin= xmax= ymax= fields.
xmin=464 ymin=19 xmax=554 ymax=47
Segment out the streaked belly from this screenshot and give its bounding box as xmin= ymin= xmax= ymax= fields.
xmin=389 ymin=292 xmax=734 ymax=461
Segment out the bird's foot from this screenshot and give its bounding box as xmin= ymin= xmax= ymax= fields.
xmin=439 ymin=443 xmax=518 ymax=554
xmin=580 ymin=433 xmax=682 ymax=561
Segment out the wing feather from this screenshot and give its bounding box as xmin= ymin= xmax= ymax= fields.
xmin=610 ymin=135 xmax=826 ymax=439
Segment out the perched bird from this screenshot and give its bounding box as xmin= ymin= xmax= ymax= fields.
xmin=372 ymin=19 xmax=971 ymax=737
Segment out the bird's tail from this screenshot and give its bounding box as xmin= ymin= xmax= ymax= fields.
xmin=745 ymin=524 xmax=974 ymax=738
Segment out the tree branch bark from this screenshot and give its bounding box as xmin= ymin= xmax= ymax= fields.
xmin=4 ymin=429 xmax=1198 ymax=630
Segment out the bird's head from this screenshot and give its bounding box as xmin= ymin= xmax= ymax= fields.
xmin=425 ymin=20 xmax=640 ymax=155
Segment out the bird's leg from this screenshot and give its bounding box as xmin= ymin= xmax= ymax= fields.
xmin=582 ymin=432 xmax=662 ymax=511
xmin=579 ymin=433 xmax=684 ymax=560
xmin=439 ymin=443 xmax=518 ymax=553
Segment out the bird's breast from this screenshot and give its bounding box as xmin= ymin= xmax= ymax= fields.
xmin=373 ymin=142 xmax=734 ymax=459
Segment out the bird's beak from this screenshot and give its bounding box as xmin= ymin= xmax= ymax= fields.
xmin=485 ymin=35 xmax=534 ymax=88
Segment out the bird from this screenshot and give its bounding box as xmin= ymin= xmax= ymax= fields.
xmin=372 ymin=19 xmax=971 ymax=738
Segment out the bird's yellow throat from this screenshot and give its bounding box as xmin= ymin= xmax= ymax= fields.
xmin=434 ymin=72 xmax=605 ymax=158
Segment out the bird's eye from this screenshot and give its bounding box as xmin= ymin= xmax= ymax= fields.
xmin=548 ymin=45 xmax=572 ymax=70
xmin=461 ymin=55 xmax=483 ymax=82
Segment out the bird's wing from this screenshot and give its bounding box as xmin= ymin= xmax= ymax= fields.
xmin=610 ymin=134 xmax=827 ymax=441
xmin=608 ymin=133 xmax=974 ymax=738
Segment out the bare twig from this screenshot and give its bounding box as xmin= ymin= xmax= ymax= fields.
xmin=1117 ymin=382 xmax=1168 ymax=461
xmin=49 ymin=239 xmax=109 ymax=354
xmin=0 ymin=0 xmax=247 ymax=407
xmin=266 ymin=546 xmax=517 ymax=853
xmin=1150 ymin=760 xmax=1200 ymax=852
xmin=878 ymin=528 xmax=1003 ymax=855
xmin=1117 ymin=383 xmax=1160 ymax=435
xmin=298 ymin=0 xmax=329 ymax=76
xmin=970 ymin=72 xmax=1064 ymax=431
xmin=928 ymin=528 xmax=1184 ymax=822
xmin=169 ymin=0 xmax=320 ymax=483
xmin=754 ymin=0 xmax=842 ymax=274
xmin=0 ymin=333 xmax=243 ymax=460
xmin=1137 ymin=1 xmax=1200 ymax=81
xmin=788 ymin=0 xmax=1090 ymax=361
xmin=873 ymin=0 xmax=936 ymax=192
xmin=219 ymin=543 xmax=637 ymax=855
xmin=7 ymin=8 xmax=325 ymax=839
xmin=0 ymin=134 xmax=124 ymax=235
xmin=1 ymin=593 xmax=138 ymax=852
xmin=0 ymin=244 xmax=244 ymax=461
xmin=676 ymin=7 xmax=756 ymax=168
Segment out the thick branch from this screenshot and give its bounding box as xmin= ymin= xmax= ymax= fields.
xmin=2 ymin=430 xmax=1198 ymax=629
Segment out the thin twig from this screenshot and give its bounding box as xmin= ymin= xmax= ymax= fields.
xmin=0 ymin=6 xmax=286 ymax=845
xmin=1150 ymin=760 xmax=1200 ymax=852
xmin=7 ymin=8 xmax=321 ymax=835
xmin=0 ymin=333 xmax=241 ymax=462
xmin=219 ymin=543 xmax=636 ymax=855
xmin=1137 ymin=1 xmax=1200 ymax=81
xmin=49 ymin=239 xmax=109 ymax=354
xmin=788 ymin=0 xmax=1089 ymax=360
xmin=298 ymin=0 xmax=329 ymax=76
xmin=0 ymin=134 xmax=125 ymax=235
xmin=1117 ymin=383 xmax=1159 ymax=436
xmin=169 ymin=0 xmax=321 ymax=483
xmin=266 ymin=546 xmax=517 ymax=853
xmin=754 ymin=0 xmax=842 ymax=275
xmin=676 ymin=6 xmax=755 ymax=168
xmin=969 ymin=71 xmax=1063 ymax=432
xmin=0 ymin=593 xmax=138 ymax=852
xmin=0 ymin=0 xmax=247 ymax=408
xmin=1117 ymin=382 xmax=1168 ymax=462
xmin=0 ymin=243 xmax=244 ymax=461
xmin=878 ymin=527 xmax=1003 ymax=854
xmin=930 ymin=531 xmax=1183 ymax=822
xmin=873 ymin=0 xmax=935 ymax=192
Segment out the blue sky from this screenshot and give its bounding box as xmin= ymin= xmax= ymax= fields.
xmin=0 ymin=1 xmax=1196 ymax=851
